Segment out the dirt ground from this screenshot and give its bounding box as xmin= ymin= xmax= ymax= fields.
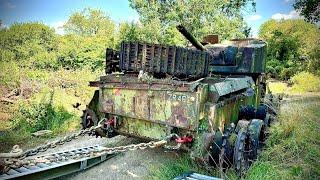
xmin=33 ymin=135 xmax=179 ymax=180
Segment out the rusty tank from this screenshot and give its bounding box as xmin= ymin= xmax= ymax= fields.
xmin=82 ymin=25 xmax=277 ymax=175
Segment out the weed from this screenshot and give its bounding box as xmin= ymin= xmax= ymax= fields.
xmin=149 ymin=155 xmax=208 ymax=180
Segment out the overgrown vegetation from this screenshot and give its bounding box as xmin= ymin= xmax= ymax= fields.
xmin=268 ymin=71 xmax=320 ymax=94
xmin=149 ymin=155 xmax=207 ymax=180
xmin=259 ymin=19 xmax=320 ymax=80
xmin=246 ymin=96 xmax=320 ymax=179
xmin=0 ymin=3 xmax=319 ymax=179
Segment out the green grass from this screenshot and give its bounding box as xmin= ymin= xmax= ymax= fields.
xmin=268 ymin=72 xmax=320 ymax=94
xmin=148 ymin=154 xmax=209 ymax=180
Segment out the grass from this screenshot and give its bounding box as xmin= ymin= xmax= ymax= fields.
xmin=246 ymin=96 xmax=320 ymax=179
xmin=268 ymin=72 xmax=320 ymax=94
xmin=148 ymin=154 xmax=209 ymax=180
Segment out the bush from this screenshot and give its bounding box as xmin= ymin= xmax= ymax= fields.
xmin=290 ymin=71 xmax=320 ymax=92
xmin=11 ymin=91 xmax=75 ymax=133
xmin=0 ymin=61 xmax=22 ymax=88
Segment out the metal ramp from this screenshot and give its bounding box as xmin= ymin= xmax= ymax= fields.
xmin=0 ymin=145 xmax=116 ymax=180
xmin=174 ymin=172 xmax=222 ymax=180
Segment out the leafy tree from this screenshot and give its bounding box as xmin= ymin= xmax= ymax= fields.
xmin=58 ymin=8 xmax=118 ymax=69
xmin=64 ymin=8 xmax=115 ymax=38
xmin=293 ymin=0 xmax=320 ymax=23
xmin=116 ymin=20 xmax=185 ymax=47
xmin=117 ymin=22 xmax=141 ymax=43
xmin=129 ymin=0 xmax=255 ymax=43
xmin=259 ymin=19 xmax=320 ymax=79
xmin=0 ymin=22 xmax=57 ymax=68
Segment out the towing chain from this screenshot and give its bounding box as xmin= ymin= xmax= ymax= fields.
xmin=0 ymin=123 xmax=177 ymax=173
xmin=0 ymin=124 xmax=103 ymax=160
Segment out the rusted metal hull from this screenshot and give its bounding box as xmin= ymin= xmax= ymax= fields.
xmin=89 ymin=75 xmax=258 ymax=140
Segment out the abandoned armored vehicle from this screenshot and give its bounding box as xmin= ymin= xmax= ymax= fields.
xmin=82 ymin=25 xmax=277 ymax=175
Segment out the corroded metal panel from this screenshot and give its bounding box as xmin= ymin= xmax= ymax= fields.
xmin=99 ymin=83 xmax=206 ymax=130
xmin=207 ymin=93 xmax=255 ymax=132
xmin=211 ymin=77 xmax=254 ymax=98
xmin=207 ymin=39 xmax=267 ymax=74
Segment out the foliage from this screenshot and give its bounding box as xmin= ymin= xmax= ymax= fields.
xmin=11 ymin=91 xmax=74 ymax=133
xmin=293 ymin=0 xmax=320 ymax=23
xmin=64 ymin=8 xmax=116 ymax=38
xmin=259 ymin=19 xmax=320 ymax=80
xmin=268 ymin=81 xmax=288 ymax=94
xmin=56 ymin=35 xmax=107 ymax=70
xmin=129 ymin=0 xmax=255 ymax=43
xmin=290 ymin=71 xmax=320 ymax=92
xmin=0 ymin=61 xmax=22 ymax=88
xmin=0 ymin=22 xmax=57 ymax=66
xmin=115 ymin=20 xmax=186 ymax=47
xmin=268 ymin=72 xmax=320 ymax=94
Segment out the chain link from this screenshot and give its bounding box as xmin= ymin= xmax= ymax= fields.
xmin=3 ymin=138 xmax=170 ymax=170
xmin=1 ymin=124 xmax=177 ymax=172
xmin=0 ymin=124 xmax=103 ymax=160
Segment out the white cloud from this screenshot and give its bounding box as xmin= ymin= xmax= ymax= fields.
xmin=284 ymin=0 xmax=292 ymax=3
xmin=271 ymin=10 xmax=301 ymax=20
xmin=49 ymin=21 xmax=66 ymax=35
xmin=247 ymin=14 xmax=262 ymax=21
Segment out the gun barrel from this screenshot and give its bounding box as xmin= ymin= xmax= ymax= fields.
xmin=176 ymin=25 xmax=206 ymax=51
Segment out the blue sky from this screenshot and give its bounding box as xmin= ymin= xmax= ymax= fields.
xmin=0 ymin=0 xmax=300 ymax=37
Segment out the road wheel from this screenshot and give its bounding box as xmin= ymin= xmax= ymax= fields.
xmin=234 ymin=130 xmax=250 ymax=177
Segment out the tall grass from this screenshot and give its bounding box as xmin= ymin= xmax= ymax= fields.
xmin=246 ymin=96 xmax=320 ymax=179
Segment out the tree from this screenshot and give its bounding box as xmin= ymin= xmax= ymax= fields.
xmin=0 ymin=22 xmax=57 ymax=65
xmin=58 ymin=8 xmax=118 ymax=69
xmin=129 ymin=0 xmax=255 ymax=44
xmin=259 ymin=19 xmax=320 ymax=79
xmin=293 ymin=0 xmax=320 ymax=23
xmin=64 ymin=8 xmax=115 ymax=38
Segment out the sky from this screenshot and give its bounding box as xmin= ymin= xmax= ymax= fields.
xmin=0 ymin=0 xmax=300 ymax=37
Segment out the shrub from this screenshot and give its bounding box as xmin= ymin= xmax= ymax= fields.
xmin=0 ymin=61 xmax=22 ymax=88
xmin=11 ymin=91 xmax=75 ymax=133
xmin=290 ymin=71 xmax=320 ymax=92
